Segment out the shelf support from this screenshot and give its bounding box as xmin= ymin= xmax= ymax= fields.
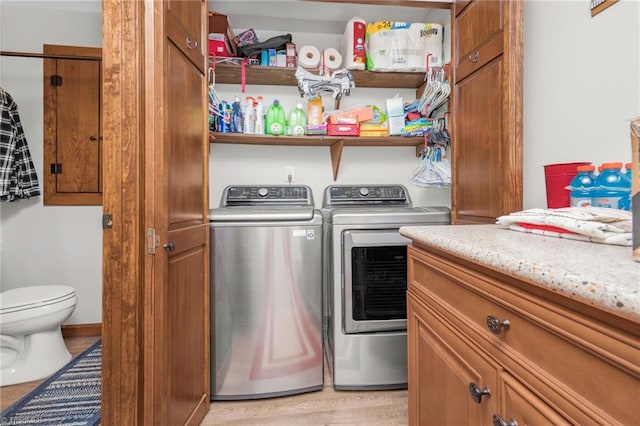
xmin=329 ymin=139 xmax=345 ymax=181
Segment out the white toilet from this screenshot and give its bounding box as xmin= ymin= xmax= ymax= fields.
xmin=0 ymin=285 xmax=77 ymax=387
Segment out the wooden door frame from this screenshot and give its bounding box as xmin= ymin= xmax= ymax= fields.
xmin=101 ymin=0 xmax=146 ymax=424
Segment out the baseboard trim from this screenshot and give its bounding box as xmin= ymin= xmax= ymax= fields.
xmin=62 ymin=323 xmax=102 ymax=337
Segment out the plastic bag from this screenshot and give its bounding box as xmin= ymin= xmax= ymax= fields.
xmin=237 ymin=34 xmax=293 ymax=58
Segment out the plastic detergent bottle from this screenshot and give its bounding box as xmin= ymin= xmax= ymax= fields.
xmin=593 ymin=162 xmax=631 ymax=210
xmin=243 ymin=96 xmax=255 ymax=134
xmin=287 ymin=103 xmax=307 ymax=136
xmin=265 ymin=99 xmax=286 ymax=136
xmin=254 ymin=96 xmax=265 ymax=134
xmin=230 ymin=96 xmax=243 ymax=133
xmin=569 ymin=164 xmax=596 ymax=208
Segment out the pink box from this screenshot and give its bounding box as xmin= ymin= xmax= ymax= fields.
xmin=327 ymin=123 xmax=360 ymax=136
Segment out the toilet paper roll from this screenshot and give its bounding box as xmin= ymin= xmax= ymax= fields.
xmin=323 ymin=47 xmax=342 ymax=71
xmin=299 ymin=45 xmax=321 ymax=69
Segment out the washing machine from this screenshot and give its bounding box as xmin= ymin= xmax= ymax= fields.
xmin=209 ymin=185 xmax=323 ymax=399
xmin=322 ymin=184 xmax=450 ymax=390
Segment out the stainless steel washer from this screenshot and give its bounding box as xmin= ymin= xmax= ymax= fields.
xmin=322 ymin=184 xmax=450 ymax=390
xmin=209 ymin=185 xmax=323 ymax=400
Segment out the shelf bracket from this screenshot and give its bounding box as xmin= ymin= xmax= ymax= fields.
xmin=329 ymin=139 xmax=345 ymax=181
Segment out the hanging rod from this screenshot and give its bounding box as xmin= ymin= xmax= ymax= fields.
xmin=0 ymin=51 xmax=99 ymax=61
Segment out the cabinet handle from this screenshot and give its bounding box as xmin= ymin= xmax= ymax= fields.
xmin=163 ymin=242 xmax=176 ymax=252
xmin=469 ymin=382 xmax=491 ymax=403
xmin=89 ymin=136 xmax=97 ymax=141
xmin=486 ymin=315 xmax=511 ymax=334
xmin=186 ymin=37 xmax=198 ymax=50
xmin=493 ymin=414 xmax=518 ymax=426
xmin=468 ymin=51 xmax=479 ymax=63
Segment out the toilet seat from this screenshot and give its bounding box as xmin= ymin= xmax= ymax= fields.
xmin=1 ymin=285 xmax=76 ymax=315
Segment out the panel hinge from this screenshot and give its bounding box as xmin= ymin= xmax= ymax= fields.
xmin=146 ymin=228 xmax=160 ymax=254
xmin=50 ymin=75 xmax=63 ymax=86
xmin=102 ymin=214 xmax=113 ymax=230
xmin=50 ymin=163 xmax=62 ymax=174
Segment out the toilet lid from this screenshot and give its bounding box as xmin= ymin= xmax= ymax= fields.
xmin=0 ymin=285 xmax=76 ymax=314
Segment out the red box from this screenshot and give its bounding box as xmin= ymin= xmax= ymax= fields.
xmin=327 ymin=123 xmax=360 ymax=136
xmin=208 ymin=11 xmax=237 ymax=56
xmin=208 ymin=34 xmax=232 ymax=58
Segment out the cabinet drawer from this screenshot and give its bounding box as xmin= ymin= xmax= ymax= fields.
xmin=408 ymin=246 xmax=640 ymax=424
xmin=454 ymin=0 xmax=503 ymax=82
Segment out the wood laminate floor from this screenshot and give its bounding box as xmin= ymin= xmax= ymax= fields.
xmin=1 ymin=336 xmax=408 ymax=425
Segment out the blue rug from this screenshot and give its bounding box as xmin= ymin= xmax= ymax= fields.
xmin=1 ymin=339 xmax=101 ymax=426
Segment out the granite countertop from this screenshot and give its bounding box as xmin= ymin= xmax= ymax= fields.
xmin=400 ymin=224 xmax=640 ymax=322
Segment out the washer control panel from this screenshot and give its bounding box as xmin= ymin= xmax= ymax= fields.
xmin=222 ymin=185 xmax=313 ymax=206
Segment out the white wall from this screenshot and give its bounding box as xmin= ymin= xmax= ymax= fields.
xmin=523 ymin=0 xmax=640 ymax=208
xmin=1 ymin=1 xmax=639 ymax=324
xmin=0 ymin=3 xmax=103 ymax=324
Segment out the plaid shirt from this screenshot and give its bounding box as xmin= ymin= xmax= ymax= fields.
xmin=0 ymin=87 xmax=41 ymax=201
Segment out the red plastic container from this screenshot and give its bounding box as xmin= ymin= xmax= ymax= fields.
xmin=544 ymin=162 xmax=591 ymax=208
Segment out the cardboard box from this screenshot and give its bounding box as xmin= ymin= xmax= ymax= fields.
xmin=305 ymin=125 xmax=327 ymax=136
xmin=208 ymin=33 xmax=232 ymax=58
xmin=208 ymin=11 xmax=237 ymax=56
xmin=327 ymin=123 xmax=359 ymax=136
xmin=631 ymin=117 xmax=640 ymax=262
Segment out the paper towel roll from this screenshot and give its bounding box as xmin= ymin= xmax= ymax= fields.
xmin=323 ymin=47 xmax=342 ymax=71
xmin=299 ymin=45 xmax=321 ymax=68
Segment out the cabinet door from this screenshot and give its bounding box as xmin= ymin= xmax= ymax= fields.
xmin=408 ymin=292 xmax=499 ymax=425
xmin=151 ymin=1 xmax=210 ymax=425
xmin=166 ymin=0 xmax=206 ymax=73
xmin=499 ymin=373 xmax=572 ymax=426
xmin=452 ymin=0 xmax=523 ymax=224
xmin=43 ymin=44 xmax=102 ymax=205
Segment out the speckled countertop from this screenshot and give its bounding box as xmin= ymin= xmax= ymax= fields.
xmin=400 ymin=224 xmax=640 ymax=323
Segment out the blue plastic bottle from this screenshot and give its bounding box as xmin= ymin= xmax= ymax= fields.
xmin=230 ymin=96 xmax=244 ymax=133
xmin=593 ymin=162 xmax=631 ymax=210
xmin=569 ymin=164 xmax=596 ymax=208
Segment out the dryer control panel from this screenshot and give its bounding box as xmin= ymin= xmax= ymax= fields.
xmin=323 ymin=185 xmax=411 ymax=207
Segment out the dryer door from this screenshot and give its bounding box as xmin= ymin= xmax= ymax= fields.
xmin=342 ymin=229 xmax=410 ymax=334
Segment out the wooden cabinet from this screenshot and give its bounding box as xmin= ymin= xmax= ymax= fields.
xmin=407 ymin=244 xmax=640 ymax=425
xmin=451 ymin=0 xmax=523 ymax=224
xmin=43 ymin=44 xmax=102 ymax=205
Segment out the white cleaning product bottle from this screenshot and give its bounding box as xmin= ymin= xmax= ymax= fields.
xmin=243 ymin=96 xmax=255 ymax=134
xmin=254 ymin=96 xmax=265 ymax=134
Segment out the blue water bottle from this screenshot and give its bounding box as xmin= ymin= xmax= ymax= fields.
xmin=569 ymin=164 xmax=596 ymax=207
xmin=593 ymin=162 xmax=631 ymax=210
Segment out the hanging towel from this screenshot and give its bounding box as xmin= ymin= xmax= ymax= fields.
xmin=0 ymin=87 xmax=41 ymax=201
xmin=496 ymin=207 xmax=632 ymax=246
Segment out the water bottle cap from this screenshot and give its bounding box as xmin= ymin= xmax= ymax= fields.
xmin=296 ymin=103 xmax=303 ymax=109
xmin=273 ymin=99 xmax=280 ymax=106
xmin=600 ymin=162 xmax=623 ymax=170
xmin=576 ymin=165 xmax=595 ymax=172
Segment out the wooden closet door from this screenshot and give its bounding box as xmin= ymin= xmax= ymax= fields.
xmin=452 ymin=0 xmax=523 ymax=224
xmin=152 ymin=0 xmax=210 ymax=425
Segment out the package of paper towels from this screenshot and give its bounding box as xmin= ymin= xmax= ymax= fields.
xmin=341 ymin=17 xmax=367 ymax=70
xmin=366 ymin=22 xmax=443 ymax=72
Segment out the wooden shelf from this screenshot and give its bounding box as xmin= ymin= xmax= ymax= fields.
xmin=213 ymin=63 xmax=427 ymax=89
xmin=209 ymin=132 xmax=423 ymax=180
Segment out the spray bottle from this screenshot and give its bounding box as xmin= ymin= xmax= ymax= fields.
xmin=243 ymin=96 xmax=256 ymax=134
xmin=254 ymin=96 xmax=265 ymax=134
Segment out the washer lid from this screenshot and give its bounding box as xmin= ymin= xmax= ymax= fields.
xmin=0 ymin=285 xmax=76 ymax=313
xmin=210 ymin=207 xmax=316 ymax=222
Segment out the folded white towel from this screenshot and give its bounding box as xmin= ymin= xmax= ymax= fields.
xmin=496 ymin=207 xmax=632 ymax=246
